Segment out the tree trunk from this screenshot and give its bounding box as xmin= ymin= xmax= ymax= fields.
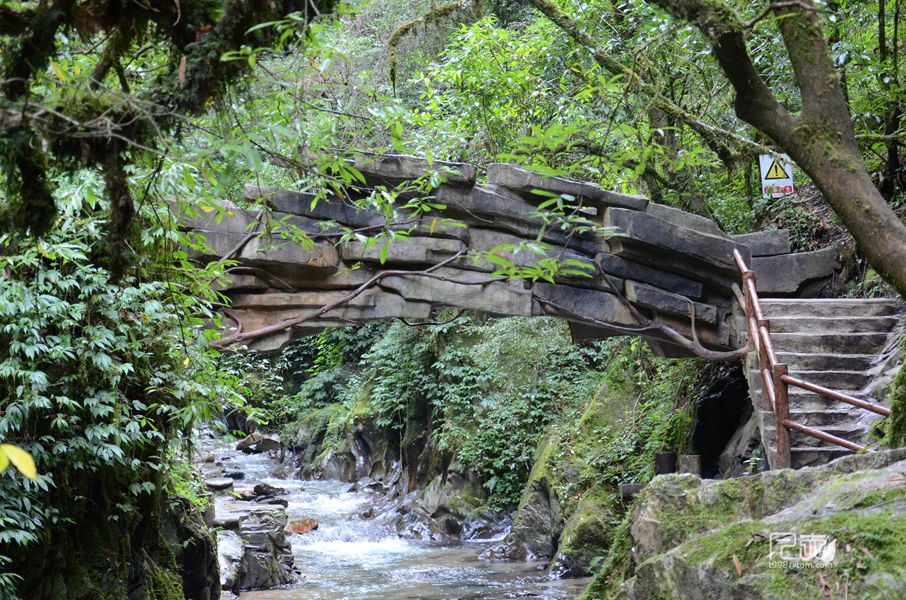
xmin=643 ymin=0 xmax=906 ymax=297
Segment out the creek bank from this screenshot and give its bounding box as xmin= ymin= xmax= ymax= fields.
xmin=199 ymin=441 xmax=298 ymax=595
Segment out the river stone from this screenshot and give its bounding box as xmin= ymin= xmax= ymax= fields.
xmin=235 ymin=433 xmax=262 ymax=452
xmin=285 ymin=518 xmax=319 ymax=535
xmin=205 ymin=478 xmax=234 ymax=491
xmin=253 ymin=483 xmax=285 ymax=497
xmin=217 ymin=529 xmax=244 ymax=594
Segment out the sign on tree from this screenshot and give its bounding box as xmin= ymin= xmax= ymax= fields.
xmin=759 ymin=154 xmax=794 ymax=198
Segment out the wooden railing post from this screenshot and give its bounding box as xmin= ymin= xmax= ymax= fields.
xmin=773 ymin=363 xmax=791 ymax=469
xmin=758 ymin=317 xmax=773 ymax=410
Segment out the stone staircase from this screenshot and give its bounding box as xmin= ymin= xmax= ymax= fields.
xmin=747 ymin=298 xmax=902 ymax=469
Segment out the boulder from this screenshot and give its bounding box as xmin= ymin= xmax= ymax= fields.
xmin=237 ymin=436 xmax=281 ymax=455
xmin=218 ymin=507 xmax=295 ymax=592
xmin=550 ymin=487 xmax=615 ymax=577
xmin=235 ymin=433 xmax=261 ymax=452
xmin=217 ymin=529 xmax=244 ymax=594
xmin=253 ymin=483 xmax=285 ymax=497
xmin=160 ymin=496 xmax=221 ymax=600
xmin=617 ymin=449 xmax=906 ymax=599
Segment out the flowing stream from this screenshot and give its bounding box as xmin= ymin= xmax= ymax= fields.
xmin=205 ymin=440 xmax=590 ymax=599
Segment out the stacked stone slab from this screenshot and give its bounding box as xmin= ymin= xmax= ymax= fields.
xmin=177 ymin=153 xmax=840 ymax=355
xmin=747 ymin=298 xmax=903 ymax=469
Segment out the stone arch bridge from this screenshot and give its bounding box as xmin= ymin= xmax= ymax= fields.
xmin=178 ymin=153 xmax=839 ymax=357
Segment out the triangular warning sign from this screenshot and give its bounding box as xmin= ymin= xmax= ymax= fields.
xmin=764 ymin=158 xmax=790 ymax=180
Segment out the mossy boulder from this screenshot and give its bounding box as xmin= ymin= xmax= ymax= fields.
xmin=608 ymin=449 xmax=906 ymax=599
xmin=551 ymin=486 xmax=618 ymax=577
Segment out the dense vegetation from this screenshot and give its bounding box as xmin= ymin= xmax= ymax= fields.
xmin=1 ymin=0 xmax=905 ymax=598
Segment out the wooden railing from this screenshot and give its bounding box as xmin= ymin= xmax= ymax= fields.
xmin=733 ymin=249 xmax=890 ymax=468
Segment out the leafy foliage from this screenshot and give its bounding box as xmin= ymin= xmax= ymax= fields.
xmin=0 ymin=172 xmax=238 ymax=597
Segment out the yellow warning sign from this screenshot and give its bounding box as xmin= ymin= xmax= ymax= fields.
xmin=764 ymin=158 xmax=790 ymax=180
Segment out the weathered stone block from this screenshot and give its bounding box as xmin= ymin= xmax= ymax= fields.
xmin=300 ymin=149 xmax=477 ymax=187
xmin=532 ymin=283 xmax=637 ymax=327
xmin=732 ymin=229 xmax=791 ymax=257
xmin=596 ymin=253 xmax=704 ymax=299
xmin=643 ymin=202 xmax=728 ymax=238
xmin=196 ymin=231 xmax=340 ymax=273
xmin=338 ymin=236 xmax=466 ymax=265
xmin=213 ymin=273 xmax=269 ymax=293
xmin=604 ymin=208 xmax=747 ymax=273
xmin=752 ymin=247 xmax=838 ymax=294
xmin=247 ymin=185 xmax=384 ymax=230
xmin=624 ymin=280 xmax=718 ymax=325
xmin=348 ymin=152 xmax=477 ymax=187
xmin=437 ymin=184 xmax=600 ymax=254
xmin=486 ymin=163 xmax=648 ymax=212
xmin=379 ymin=273 xmax=532 ymax=316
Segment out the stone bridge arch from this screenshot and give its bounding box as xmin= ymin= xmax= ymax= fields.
xmin=177 ymin=154 xmax=838 ymax=355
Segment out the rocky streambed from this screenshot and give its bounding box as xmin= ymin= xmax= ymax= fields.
xmin=199 ymin=436 xmax=590 ymax=599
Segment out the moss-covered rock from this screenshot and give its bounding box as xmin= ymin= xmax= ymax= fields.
xmin=597 ymin=449 xmax=906 ymax=600
xmin=551 ymin=486 xmax=618 ymax=577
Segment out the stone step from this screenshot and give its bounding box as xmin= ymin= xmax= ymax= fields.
xmin=767 ymin=316 xmax=900 ymax=334
xmin=769 ymin=332 xmax=890 ymax=354
xmin=758 ymin=408 xmax=859 ymax=427
xmin=774 ymin=352 xmax=877 ymax=371
xmin=762 ymin=421 xmax=864 ymax=438
xmin=759 ymin=298 xmax=901 ymax=318
xmin=748 ymin=369 xmax=872 ymax=390
xmin=790 ymin=447 xmax=854 ymax=469
xmin=751 ymin=387 xmax=882 ymax=413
